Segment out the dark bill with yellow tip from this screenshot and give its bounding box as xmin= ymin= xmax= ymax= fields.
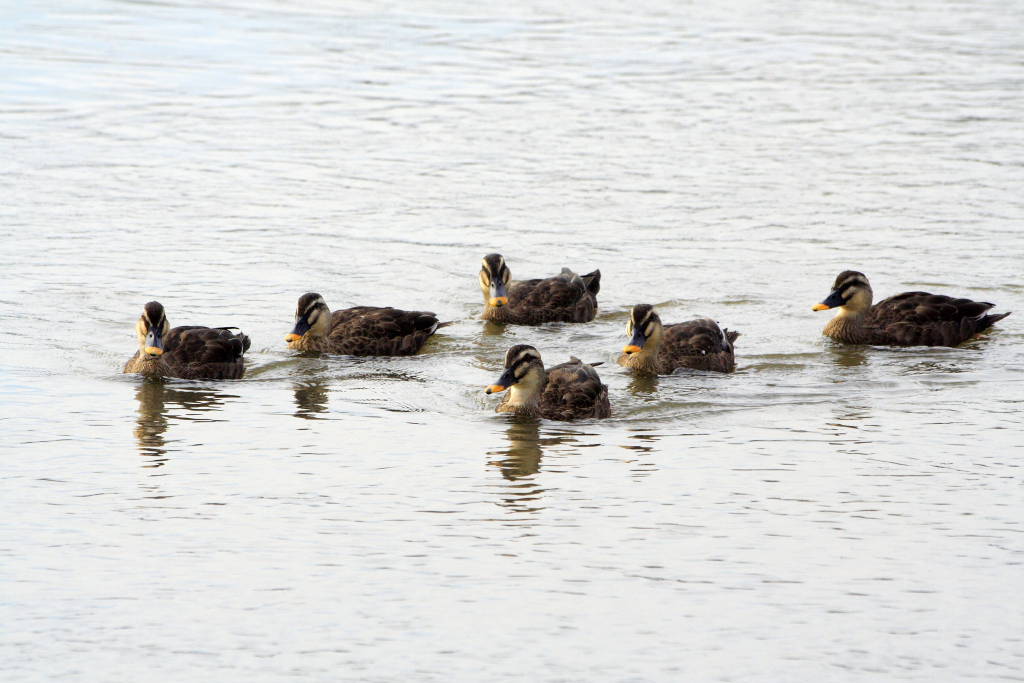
xmin=287 ymin=316 xmax=312 ymax=343
xmin=813 ymin=288 xmax=846 ymax=311
xmin=144 ymin=346 xmax=164 ymax=356
xmin=485 ymin=384 xmax=507 ymax=394
xmin=622 ymin=344 xmax=642 ymax=354
xmin=488 ymin=296 xmax=509 ymax=307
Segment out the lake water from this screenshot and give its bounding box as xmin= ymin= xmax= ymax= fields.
xmin=2 ymin=1 xmax=1023 ymax=680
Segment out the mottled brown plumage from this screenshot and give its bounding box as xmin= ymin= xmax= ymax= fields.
xmin=814 ymin=271 xmax=1011 ymax=347
xmin=485 ymin=344 xmax=610 ymax=420
xmin=618 ymin=304 xmax=739 ymax=374
xmin=123 ymin=301 xmax=249 ymax=379
xmin=286 ymin=293 xmax=447 ymax=356
xmin=479 ymin=253 xmax=600 ymax=324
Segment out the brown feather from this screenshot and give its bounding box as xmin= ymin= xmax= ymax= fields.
xmin=539 ymin=358 xmax=612 ymax=420
xmin=818 ymin=272 xmax=1011 ymax=347
xmin=492 ymin=345 xmax=610 ymax=420
xmin=289 ymin=299 xmax=443 ymax=356
xmin=618 ymin=305 xmax=738 ymax=374
xmin=124 ymin=305 xmax=249 ymax=380
xmin=481 ymin=256 xmax=601 ymax=324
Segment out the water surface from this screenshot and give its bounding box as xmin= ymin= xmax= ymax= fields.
xmin=2 ymin=1 xmax=1023 ymax=680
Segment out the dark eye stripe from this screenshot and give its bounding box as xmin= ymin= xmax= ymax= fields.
xmin=512 ymin=353 xmax=534 ymax=367
xmin=508 ymin=351 xmax=539 ymax=369
xmin=838 ymin=280 xmax=866 ymax=297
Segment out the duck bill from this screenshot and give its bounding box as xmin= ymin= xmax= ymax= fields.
xmin=813 ymin=289 xmax=846 ymax=311
xmin=622 ymin=330 xmax=646 ymax=355
xmin=488 ymin=281 xmax=508 ymax=308
xmin=286 ymin=316 xmax=312 ymax=342
xmin=485 ymin=367 xmax=517 ymax=394
xmin=144 ymin=329 xmax=164 ymax=357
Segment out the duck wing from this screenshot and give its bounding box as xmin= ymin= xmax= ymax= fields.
xmin=508 ymin=275 xmax=584 ymax=308
xmin=540 ymin=358 xmax=610 ymax=420
xmin=328 ymin=306 xmax=442 ymax=356
xmin=507 ymin=269 xmax=599 ymax=323
xmin=660 ymin=319 xmax=737 ymax=372
xmin=163 ymin=326 xmax=249 ymax=379
xmin=868 ymin=292 xmax=1000 ymax=346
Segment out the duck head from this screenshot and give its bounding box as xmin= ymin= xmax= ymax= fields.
xmin=286 ymin=293 xmax=332 ymax=343
xmin=479 ymin=253 xmax=512 ymax=308
xmin=136 ymin=301 xmax=170 ymax=358
xmin=622 ymin=304 xmax=664 ymax=356
xmin=486 ymin=344 xmax=546 ymax=403
xmin=813 ymin=271 xmax=874 ymax=315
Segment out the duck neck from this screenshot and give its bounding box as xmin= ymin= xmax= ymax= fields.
xmin=620 ymin=326 xmax=663 ymax=373
xmin=502 ymin=374 xmax=546 ymax=415
xmin=289 ymin=335 xmax=322 ymax=352
xmin=130 ymin=352 xmax=170 ymax=377
xmin=620 ymin=346 xmax=660 ymax=374
xmin=483 ymin=304 xmax=511 ymax=323
xmin=823 ymin=307 xmax=870 ymax=344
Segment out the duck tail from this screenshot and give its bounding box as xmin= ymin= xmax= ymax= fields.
xmin=978 ymin=311 xmax=1011 ymax=332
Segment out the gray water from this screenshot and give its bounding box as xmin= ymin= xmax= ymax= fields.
xmin=2 ymin=1 xmax=1023 ymax=681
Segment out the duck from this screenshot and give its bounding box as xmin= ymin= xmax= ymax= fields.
xmin=285 ymin=292 xmax=448 ymax=355
xmin=123 ymin=301 xmax=249 ymax=379
xmin=618 ymin=304 xmax=739 ymax=374
xmin=479 ymin=253 xmax=601 ymax=324
xmin=812 ymin=270 xmax=1011 ymax=347
xmin=485 ymin=344 xmax=611 ymax=420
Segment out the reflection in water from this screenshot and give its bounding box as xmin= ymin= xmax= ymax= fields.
xmin=627 ymin=372 xmax=659 ymax=395
xmin=487 ymin=420 xmax=549 ymax=517
xmin=487 ymin=422 xmax=590 ymax=517
xmin=133 ymin=380 xmax=232 ymax=466
xmin=489 ymin=420 xmax=543 ymax=481
xmin=828 ymin=345 xmax=869 ymax=369
xmin=293 ymin=378 xmax=329 ymax=419
xmin=900 ymin=352 xmax=979 ymax=376
xmin=621 ymin=431 xmax=660 ymax=478
xmin=829 ymin=401 xmax=873 ymax=428
xmin=481 ymin=321 xmax=508 ymax=337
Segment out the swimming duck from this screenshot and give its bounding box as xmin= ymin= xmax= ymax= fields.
xmin=286 ymin=292 xmax=448 ymax=355
xmin=479 ymin=253 xmax=601 ymax=324
xmin=813 ymin=270 xmax=1011 ymax=346
xmin=618 ymin=304 xmax=739 ymax=374
xmin=485 ymin=344 xmax=611 ymax=420
xmin=123 ymin=301 xmax=250 ymax=379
